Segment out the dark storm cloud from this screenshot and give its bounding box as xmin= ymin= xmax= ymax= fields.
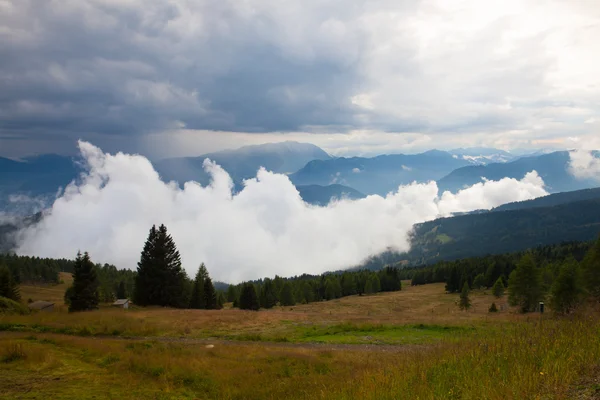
xmin=0 ymin=0 xmax=381 ymax=148
xmin=0 ymin=0 xmax=598 ymax=156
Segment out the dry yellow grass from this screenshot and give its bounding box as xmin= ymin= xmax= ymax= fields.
xmin=10 ymin=280 xmax=524 ymax=341
xmin=2 ymin=281 xmax=599 ymax=399
xmin=19 ymin=272 xmax=73 ymax=306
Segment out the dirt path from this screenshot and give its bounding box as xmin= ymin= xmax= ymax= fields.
xmin=108 ymin=335 xmax=427 ymax=353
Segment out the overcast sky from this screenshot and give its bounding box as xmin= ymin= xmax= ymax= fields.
xmin=1 ymin=0 xmax=599 ymax=159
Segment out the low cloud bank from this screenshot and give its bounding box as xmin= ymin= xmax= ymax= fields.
xmin=16 ymin=142 xmax=547 ymax=283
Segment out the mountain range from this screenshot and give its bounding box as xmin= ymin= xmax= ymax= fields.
xmin=154 ymin=141 xmax=332 ymax=187
xmin=1 ymin=143 xmax=598 ymax=215
xmin=289 ymin=150 xmax=472 ymax=195
xmin=437 ymin=151 xmax=599 ymax=194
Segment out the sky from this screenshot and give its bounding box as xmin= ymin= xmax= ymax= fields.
xmin=1 ymin=0 xmax=599 ymax=159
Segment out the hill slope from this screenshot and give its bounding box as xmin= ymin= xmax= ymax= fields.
xmin=493 ymin=186 xmax=600 ymax=212
xmin=405 ymin=197 xmax=600 ymax=265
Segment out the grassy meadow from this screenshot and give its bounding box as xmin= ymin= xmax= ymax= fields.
xmin=1 ymin=278 xmax=599 ymax=399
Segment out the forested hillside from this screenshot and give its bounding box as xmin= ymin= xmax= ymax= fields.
xmin=405 ymin=198 xmax=600 ymax=265
xmin=493 ymin=187 xmax=600 ymax=212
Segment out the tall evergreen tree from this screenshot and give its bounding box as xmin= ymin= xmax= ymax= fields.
xmin=260 ymin=278 xmax=278 ymax=309
xmin=445 ymin=266 xmax=461 ymax=293
xmin=0 ymin=265 xmax=20 ymax=301
xmin=203 ymin=277 xmax=217 ymax=309
xmin=69 ymin=252 xmax=99 ymax=312
xmin=239 ymin=282 xmax=260 ymax=310
xmin=508 ymin=253 xmax=543 ymax=313
xmin=459 ymin=282 xmax=471 ymax=311
xmin=550 ymin=258 xmax=584 ymax=314
xmin=583 ymin=235 xmax=600 ymax=300
xmin=280 ymin=282 xmax=296 ymax=306
xmin=134 ymin=224 xmax=188 ymax=308
xmin=189 ymin=264 xmax=208 ymax=309
xmin=492 ymin=277 xmax=505 ymax=298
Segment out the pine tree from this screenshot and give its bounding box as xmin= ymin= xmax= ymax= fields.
xmin=203 ymin=277 xmax=217 ymax=309
xmin=492 ymin=277 xmax=505 ymax=298
xmin=445 ymin=266 xmax=460 ymax=293
xmin=189 ymin=264 xmax=208 ymax=309
xmin=459 ymin=282 xmax=471 ymax=311
xmin=583 ymin=235 xmax=600 ymax=300
xmin=280 ymin=282 xmax=295 ymax=306
xmin=260 ymin=278 xmax=278 ymax=309
xmin=550 ymin=258 xmax=584 ymax=314
xmin=489 ymin=303 xmax=498 ymax=312
xmin=301 ymin=281 xmax=314 ymax=303
xmin=508 ymin=253 xmax=543 ymax=313
xmin=239 ymin=282 xmax=260 ymax=310
xmin=216 ymin=292 xmax=225 ymax=309
xmin=116 ymin=281 xmax=127 ymax=299
xmin=134 ymin=225 xmax=188 ymax=308
xmin=0 ymin=265 xmax=20 ymax=301
xmin=472 ymin=273 xmax=485 ymax=289
xmin=69 ymin=251 xmax=99 ymax=312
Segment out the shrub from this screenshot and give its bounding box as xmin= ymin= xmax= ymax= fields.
xmin=0 ymin=296 xmax=30 ymax=315
xmin=488 ymin=303 xmax=498 ymax=312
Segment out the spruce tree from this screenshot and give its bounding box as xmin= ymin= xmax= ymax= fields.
xmin=583 ymin=235 xmax=600 ymax=300
xmin=508 ymin=253 xmax=543 ymax=313
xmin=302 ymin=281 xmax=314 ymax=303
xmin=550 ymin=258 xmax=583 ymax=314
xmin=134 ymin=224 xmax=187 ymax=308
xmin=239 ymin=282 xmax=260 ymax=310
xmin=492 ymin=277 xmax=505 ymax=298
xmin=459 ymin=282 xmax=471 ymax=311
xmin=203 ymin=277 xmax=217 ymax=309
xmin=216 ymin=292 xmax=225 ymax=309
xmin=69 ymin=251 xmax=99 ymax=312
xmin=189 ymin=264 xmax=208 ymax=309
xmin=489 ymin=303 xmax=498 ymax=312
xmin=0 ymin=265 xmax=20 ymax=301
xmin=445 ymin=266 xmax=460 ymax=293
xmin=280 ymin=282 xmax=295 ymax=306
xmin=260 ymin=278 xmax=278 ymax=309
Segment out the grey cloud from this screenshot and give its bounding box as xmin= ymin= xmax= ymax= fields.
xmin=1 ymin=0 xmax=599 ymax=156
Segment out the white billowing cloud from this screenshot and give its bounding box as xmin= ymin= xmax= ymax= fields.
xmin=352 ymin=167 xmax=361 ymax=174
xmin=567 ymin=136 xmax=600 ymax=182
xmin=569 ymin=150 xmax=600 ymax=181
xmin=16 ymin=142 xmax=547 ymax=283
xmin=437 ymin=171 xmax=547 ymax=215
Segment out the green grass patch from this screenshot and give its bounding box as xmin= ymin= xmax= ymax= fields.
xmin=296 ymin=323 xmax=474 ymax=344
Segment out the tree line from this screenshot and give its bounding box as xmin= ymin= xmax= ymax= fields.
xmin=228 ymin=266 xmax=403 ymax=310
xmin=407 ymin=238 xmax=600 ymax=314
xmin=46 ymin=223 xmax=404 ymax=312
